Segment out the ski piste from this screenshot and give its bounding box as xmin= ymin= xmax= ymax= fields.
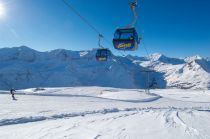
xmin=0 ymin=87 xmax=210 ymax=139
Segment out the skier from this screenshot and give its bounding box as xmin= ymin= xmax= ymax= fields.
xmin=10 ymin=88 xmax=16 ymax=100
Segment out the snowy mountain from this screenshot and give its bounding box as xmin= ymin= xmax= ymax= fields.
xmin=0 ymin=46 xmax=209 ymax=90
xmin=0 ymin=46 xmax=152 ymax=90
xmin=129 ymin=53 xmax=210 ymax=89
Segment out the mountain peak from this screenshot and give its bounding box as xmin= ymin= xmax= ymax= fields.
xmin=14 ymin=46 xmax=37 ymax=52
xmin=149 ymin=53 xmax=164 ymax=61
xmin=185 ymin=55 xmax=202 ymax=62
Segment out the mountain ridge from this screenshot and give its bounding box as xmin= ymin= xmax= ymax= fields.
xmin=0 ymin=46 xmax=209 ymax=90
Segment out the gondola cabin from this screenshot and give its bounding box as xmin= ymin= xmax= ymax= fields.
xmin=113 ymin=28 xmax=139 ymax=51
xmin=96 ymin=48 xmax=111 ymax=61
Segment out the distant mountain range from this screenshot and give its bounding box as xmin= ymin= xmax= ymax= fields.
xmin=0 ymin=46 xmax=209 ymax=90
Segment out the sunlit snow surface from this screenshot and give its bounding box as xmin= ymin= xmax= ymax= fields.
xmin=0 ymin=87 xmax=210 ymax=139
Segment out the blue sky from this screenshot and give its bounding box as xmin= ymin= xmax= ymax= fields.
xmin=0 ymin=0 xmax=209 ymax=58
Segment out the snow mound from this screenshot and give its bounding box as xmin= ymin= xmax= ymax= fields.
xmin=99 ymin=90 xmax=161 ymax=102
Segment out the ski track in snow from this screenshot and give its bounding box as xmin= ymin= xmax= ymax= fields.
xmin=0 ymin=90 xmax=162 ymax=103
xmin=0 ymin=107 xmax=210 ymax=127
xmin=1 ymin=87 xmax=210 ymax=139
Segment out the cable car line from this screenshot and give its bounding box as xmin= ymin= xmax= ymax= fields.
xmin=62 ymin=0 xmax=132 ymax=59
xmin=61 ymin=0 xmax=153 ymax=90
xmin=62 ymin=0 xmax=148 ymax=64
xmin=62 ymin=0 xmax=101 ymax=36
xmin=62 ymin=0 xmax=114 ymax=61
xmin=61 ymin=0 xmax=154 ymax=92
xmin=62 ymin=0 xmax=111 ymax=49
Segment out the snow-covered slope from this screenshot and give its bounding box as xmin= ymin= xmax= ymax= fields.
xmin=0 ymin=46 xmax=209 ymax=90
xmin=0 ymin=46 xmax=152 ymax=90
xmin=130 ymin=53 xmax=210 ymax=89
xmin=0 ymin=87 xmax=210 ymax=139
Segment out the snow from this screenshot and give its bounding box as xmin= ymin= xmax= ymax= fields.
xmin=184 ymin=55 xmax=202 ymax=62
xmin=99 ymin=89 xmax=160 ymax=102
xmin=0 ymin=46 xmax=209 ymax=138
xmin=0 ymin=87 xmax=210 ymax=139
xmin=0 ymin=46 xmax=209 ymax=90
xmin=134 ymin=53 xmax=210 ymax=89
xmin=0 ymin=47 xmax=149 ymax=90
